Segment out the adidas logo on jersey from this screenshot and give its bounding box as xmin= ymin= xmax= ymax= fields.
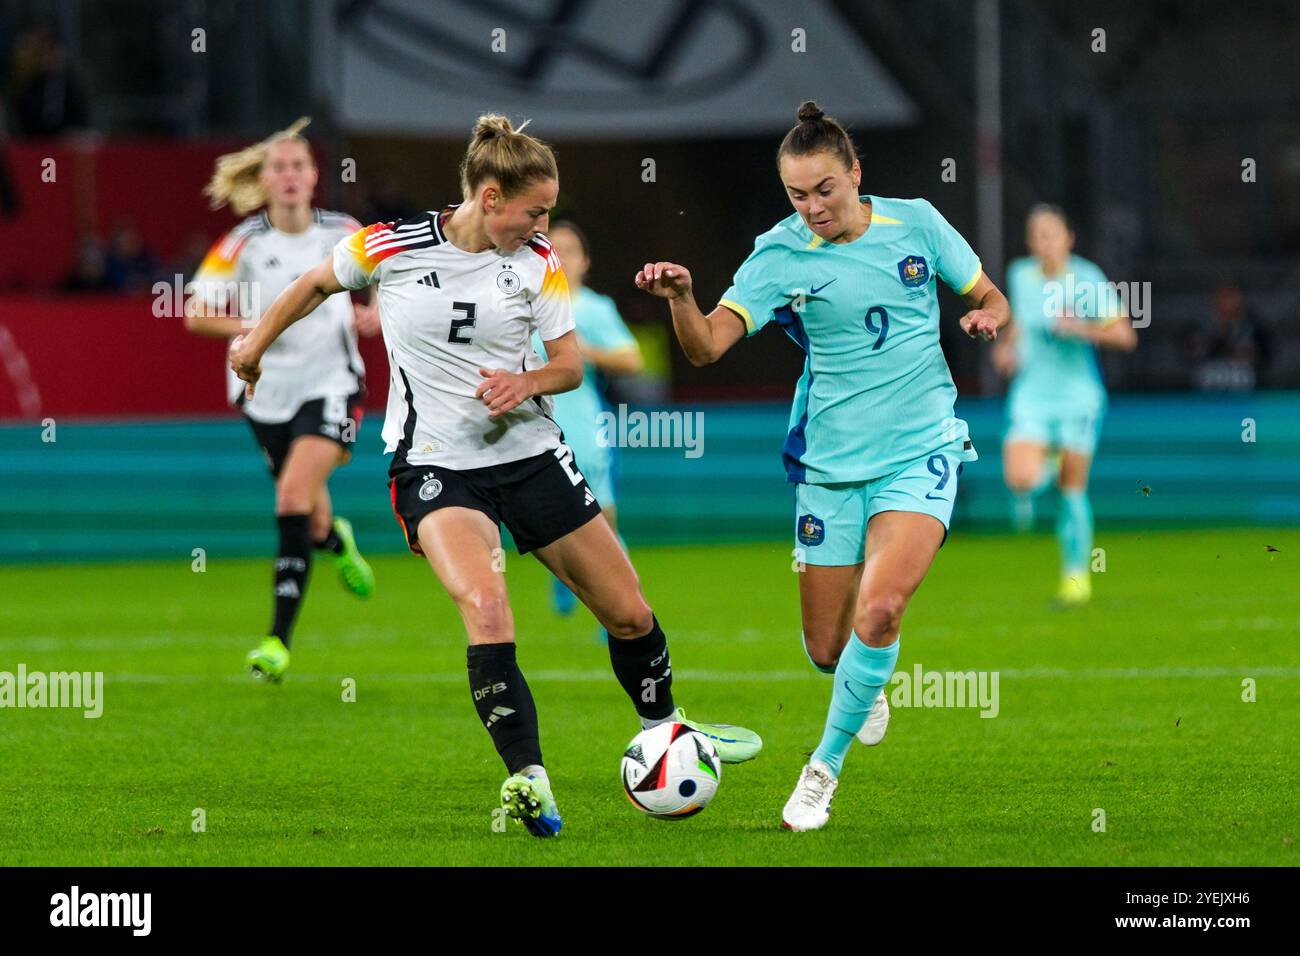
xmin=418 ymin=271 xmax=440 ymax=288
xmin=263 ymin=256 xmax=280 ymax=269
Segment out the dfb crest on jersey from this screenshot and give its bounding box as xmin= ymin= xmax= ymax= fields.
xmin=897 ymin=255 xmax=929 ymax=288
xmin=496 ymin=267 xmax=521 ymax=296
xmin=796 ymin=513 xmax=825 ymax=546
xmin=418 ymin=474 xmax=443 ymax=501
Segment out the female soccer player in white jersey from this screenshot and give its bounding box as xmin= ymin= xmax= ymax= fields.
xmin=228 ymin=115 xmax=760 ymax=837
xmin=993 ymin=205 xmax=1137 ymax=607
xmin=637 ymin=101 xmax=1010 ymax=831
xmin=531 ymin=220 xmax=644 ymax=616
xmin=185 ymin=118 xmax=378 ymax=682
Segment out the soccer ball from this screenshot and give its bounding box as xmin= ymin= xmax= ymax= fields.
xmin=620 ymin=722 xmax=721 ymax=818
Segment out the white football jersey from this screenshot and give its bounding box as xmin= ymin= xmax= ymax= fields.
xmin=192 ymin=208 xmax=365 ymax=423
xmin=332 ymin=207 xmax=574 ymax=470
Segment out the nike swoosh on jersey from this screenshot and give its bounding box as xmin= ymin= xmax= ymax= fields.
xmin=809 ymin=278 xmax=839 ymax=295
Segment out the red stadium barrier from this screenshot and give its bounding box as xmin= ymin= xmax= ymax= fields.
xmin=0 ymin=294 xmax=390 ymax=420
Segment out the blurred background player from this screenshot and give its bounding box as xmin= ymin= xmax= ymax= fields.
xmin=531 ymin=219 xmax=644 ymax=616
xmin=637 ymin=101 xmax=1009 ymax=831
xmin=185 ymin=117 xmax=378 ymax=681
xmin=993 ymin=204 xmax=1137 ymax=607
xmin=229 ymin=115 xmax=760 ymax=837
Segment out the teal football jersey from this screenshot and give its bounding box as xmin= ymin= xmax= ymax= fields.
xmin=719 ymin=196 xmax=982 ymax=483
xmin=532 ymin=285 xmax=637 ymax=443
xmin=1006 ymin=255 xmax=1118 ymax=414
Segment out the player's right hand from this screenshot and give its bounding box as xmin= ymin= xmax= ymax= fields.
xmin=229 ymin=334 xmax=262 ymax=399
xmin=635 ymin=261 xmax=693 ymax=300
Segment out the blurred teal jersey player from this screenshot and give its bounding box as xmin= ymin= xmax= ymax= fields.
xmin=533 ymin=221 xmax=643 ymax=615
xmin=636 ymin=101 xmax=1012 ymax=831
xmin=995 ymin=205 xmax=1137 ymax=607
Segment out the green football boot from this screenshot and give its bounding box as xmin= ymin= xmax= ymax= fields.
xmin=332 ymin=516 xmax=374 ymax=598
xmin=500 ymin=770 xmax=562 ymax=837
xmin=674 ymin=707 xmax=762 ymax=764
xmin=246 ymin=636 xmax=289 ymax=683
xmin=1053 ymin=572 xmax=1092 ymax=609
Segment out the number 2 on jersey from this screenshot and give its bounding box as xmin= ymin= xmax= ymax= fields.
xmin=553 ymin=444 xmax=585 ymax=486
xmin=449 ymin=302 xmax=477 ymax=344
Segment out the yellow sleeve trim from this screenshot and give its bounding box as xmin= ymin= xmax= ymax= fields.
xmin=956 ymin=265 xmax=983 ymax=296
xmin=718 ymin=298 xmax=755 ymax=334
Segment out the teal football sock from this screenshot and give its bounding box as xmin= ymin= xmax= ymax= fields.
xmin=810 ymin=632 xmax=900 ymax=777
xmin=1058 ymin=489 xmax=1093 ymax=577
xmin=1011 ymin=491 xmax=1035 ymax=532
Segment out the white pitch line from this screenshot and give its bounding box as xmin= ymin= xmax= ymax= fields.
xmin=84 ymin=665 xmax=1300 ymax=685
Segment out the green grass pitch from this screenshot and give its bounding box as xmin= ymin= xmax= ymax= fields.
xmin=1 ymin=528 xmax=1296 ymax=866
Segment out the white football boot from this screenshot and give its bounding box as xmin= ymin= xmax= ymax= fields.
xmin=856 ymin=690 xmax=891 ymax=746
xmin=781 ymin=760 xmax=839 ymax=831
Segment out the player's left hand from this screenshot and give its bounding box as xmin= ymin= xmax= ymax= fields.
xmin=960 ymin=309 xmax=1002 ymax=342
xmin=353 ymin=301 xmax=381 ymax=338
xmin=476 ymin=367 xmax=534 ymax=419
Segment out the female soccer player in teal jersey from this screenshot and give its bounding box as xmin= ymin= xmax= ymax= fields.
xmin=533 ymin=221 xmax=644 ymax=615
xmin=993 ymin=205 xmax=1137 ymax=607
xmin=636 ymin=101 xmax=1010 ymax=831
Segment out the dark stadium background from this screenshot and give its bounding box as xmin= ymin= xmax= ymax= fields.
xmin=1 ymin=0 xmax=1297 ymax=561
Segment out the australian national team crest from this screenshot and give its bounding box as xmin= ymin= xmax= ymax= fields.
xmin=496 ymin=265 xmax=521 ymax=296
xmin=897 ymin=255 xmax=929 ymax=289
xmin=797 ymin=513 xmax=825 ymax=547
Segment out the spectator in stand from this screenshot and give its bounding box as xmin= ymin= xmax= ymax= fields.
xmin=1188 ymin=278 xmax=1272 ymax=391
xmin=7 ymin=21 xmax=89 ymax=136
xmin=62 ymin=236 xmax=111 ymax=292
xmin=103 ymin=221 xmax=160 ymax=292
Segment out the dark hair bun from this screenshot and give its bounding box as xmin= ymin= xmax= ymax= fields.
xmin=797 ymin=100 xmax=825 ymax=123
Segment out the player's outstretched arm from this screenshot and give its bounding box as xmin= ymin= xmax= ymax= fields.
xmin=635 ymin=260 xmax=745 ymax=366
xmin=229 ymin=256 xmax=344 ymax=397
xmin=1055 ymin=312 xmax=1139 ymax=351
xmin=183 ymin=297 xmax=247 ymax=339
xmin=957 ymin=272 xmax=1012 ymax=342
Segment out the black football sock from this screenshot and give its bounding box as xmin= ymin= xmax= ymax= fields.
xmin=467 ymin=643 xmax=543 ymax=774
xmin=270 ymin=513 xmax=312 ymax=648
xmin=315 ymin=525 xmax=344 ymax=554
xmin=607 ymin=615 xmax=676 ymax=722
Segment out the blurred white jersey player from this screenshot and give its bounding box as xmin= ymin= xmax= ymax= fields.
xmin=184 ymin=117 xmax=377 ymax=683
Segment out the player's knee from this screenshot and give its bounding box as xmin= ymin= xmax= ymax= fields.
xmin=275 ymin=481 xmax=314 ymax=516
xmin=1005 ymin=468 xmax=1038 ymax=493
xmin=855 ymin=593 xmax=907 ymax=643
xmin=603 ymin=595 xmax=654 ymax=639
xmin=460 ymin=584 xmax=512 ymax=637
xmin=802 ymin=630 xmax=841 ymax=671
